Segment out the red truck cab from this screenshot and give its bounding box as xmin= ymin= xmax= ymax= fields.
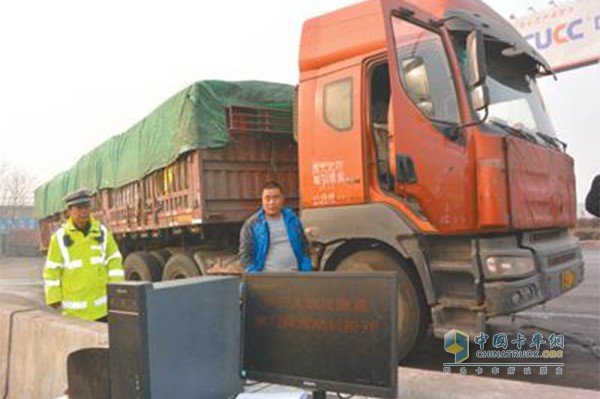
xmin=298 ymin=0 xmax=583 ymax=359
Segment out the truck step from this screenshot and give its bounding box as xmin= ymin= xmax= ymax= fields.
xmin=429 ymin=260 xmax=475 ymax=273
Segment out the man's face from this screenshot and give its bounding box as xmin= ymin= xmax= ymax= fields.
xmin=69 ymin=203 xmax=91 ymax=228
xmin=262 ymin=187 xmax=284 ymax=217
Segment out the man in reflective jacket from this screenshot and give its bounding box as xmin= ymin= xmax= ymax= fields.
xmin=239 ymin=181 xmax=312 ymax=273
xmin=43 ymin=189 xmax=125 ymax=321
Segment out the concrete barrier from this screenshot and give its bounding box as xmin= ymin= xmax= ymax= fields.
xmin=0 ymin=300 xmax=36 ymax=399
xmin=0 ymin=297 xmax=107 ymax=399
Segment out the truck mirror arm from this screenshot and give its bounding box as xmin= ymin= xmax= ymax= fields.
xmin=451 ymin=106 xmax=489 ymax=138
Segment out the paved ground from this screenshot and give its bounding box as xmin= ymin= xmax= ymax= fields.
xmin=1 ymin=244 xmax=599 ymax=394
xmin=0 ymin=256 xmax=45 ymax=306
xmin=404 ymin=243 xmax=600 ymax=391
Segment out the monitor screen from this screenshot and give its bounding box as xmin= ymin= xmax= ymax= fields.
xmin=241 ymin=272 xmax=398 ymax=398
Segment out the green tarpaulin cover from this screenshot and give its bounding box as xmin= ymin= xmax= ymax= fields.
xmin=35 ymin=80 xmax=294 ymax=218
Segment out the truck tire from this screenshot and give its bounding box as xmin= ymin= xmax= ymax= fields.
xmin=124 ymin=251 xmax=163 ymax=282
xmin=335 ymin=249 xmax=427 ymax=361
xmin=149 ymin=249 xmax=172 ymax=269
xmin=162 ymin=253 xmax=201 ymax=280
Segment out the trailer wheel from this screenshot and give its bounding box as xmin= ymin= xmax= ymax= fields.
xmin=335 ymin=249 xmax=427 ymax=361
xmin=162 ymin=253 xmax=201 ymax=280
xmin=149 ymin=249 xmax=172 ymax=269
xmin=124 ymin=252 xmax=162 ymax=282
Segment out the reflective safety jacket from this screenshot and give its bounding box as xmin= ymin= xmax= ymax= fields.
xmin=43 ymin=217 xmax=125 ymax=321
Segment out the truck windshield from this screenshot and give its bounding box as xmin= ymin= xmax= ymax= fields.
xmin=452 ymin=33 xmax=557 ymax=138
xmin=485 ymin=41 xmax=557 ymax=137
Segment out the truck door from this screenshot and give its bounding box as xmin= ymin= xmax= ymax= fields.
xmin=381 ymin=1 xmax=476 ymax=233
xmin=299 ymin=68 xmax=367 ymax=209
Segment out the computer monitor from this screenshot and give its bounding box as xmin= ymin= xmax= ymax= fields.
xmin=241 ymin=272 xmax=398 ymax=398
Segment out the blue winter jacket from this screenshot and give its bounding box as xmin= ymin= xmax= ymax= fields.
xmin=239 ymin=208 xmax=312 ymax=273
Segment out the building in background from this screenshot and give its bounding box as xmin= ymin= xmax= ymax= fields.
xmin=0 ymin=206 xmax=39 ymax=257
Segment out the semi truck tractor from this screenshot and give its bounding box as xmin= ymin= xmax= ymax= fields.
xmin=36 ymin=0 xmax=584 ymax=360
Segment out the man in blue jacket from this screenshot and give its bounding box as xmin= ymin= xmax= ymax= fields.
xmin=239 ymin=181 xmax=312 ymax=272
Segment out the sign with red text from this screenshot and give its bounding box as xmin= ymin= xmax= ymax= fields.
xmin=241 ymin=272 xmax=398 ymax=398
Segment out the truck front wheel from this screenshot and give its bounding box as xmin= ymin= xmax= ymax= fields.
xmin=335 ymin=249 xmax=427 ymax=361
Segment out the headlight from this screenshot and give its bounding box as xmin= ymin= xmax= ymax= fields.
xmin=485 ymin=256 xmax=535 ymax=278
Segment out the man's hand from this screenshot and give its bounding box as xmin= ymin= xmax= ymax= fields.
xmin=207 ymin=258 xmax=226 ymax=275
xmin=207 ymin=259 xmax=244 ymax=275
xmin=223 ymin=263 xmax=244 ymax=276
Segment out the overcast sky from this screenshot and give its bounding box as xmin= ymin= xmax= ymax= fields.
xmin=0 ymin=0 xmax=597 ymax=201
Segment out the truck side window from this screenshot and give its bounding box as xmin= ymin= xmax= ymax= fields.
xmin=392 ymin=18 xmax=460 ymax=125
xmin=323 ymin=78 xmax=353 ymax=131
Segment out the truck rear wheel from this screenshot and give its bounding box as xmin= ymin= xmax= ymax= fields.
xmin=335 ymin=249 xmax=427 ymax=361
xmin=149 ymin=249 xmax=172 ymax=269
xmin=124 ymin=252 xmax=162 ymax=282
xmin=162 ymin=253 xmax=201 ymax=280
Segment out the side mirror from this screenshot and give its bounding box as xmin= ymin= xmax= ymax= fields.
xmin=470 ymin=84 xmax=490 ymax=112
xmin=416 ymin=100 xmax=434 ymax=118
xmin=401 ymin=57 xmax=435 ymax=117
xmin=466 ymin=30 xmax=487 ymax=87
xmin=466 ymin=30 xmax=490 ymax=111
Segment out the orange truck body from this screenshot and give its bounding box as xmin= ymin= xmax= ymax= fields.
xmin=297 ymin=0 xmax=582 ymax=348
xmin=298 ymin=0 xmax=576 ymax=234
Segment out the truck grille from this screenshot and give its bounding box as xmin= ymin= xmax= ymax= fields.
xmin=548 ymin=250 xmax=577 ymax=268
xmin=531 ymin=230 xmax=561 ymax=243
